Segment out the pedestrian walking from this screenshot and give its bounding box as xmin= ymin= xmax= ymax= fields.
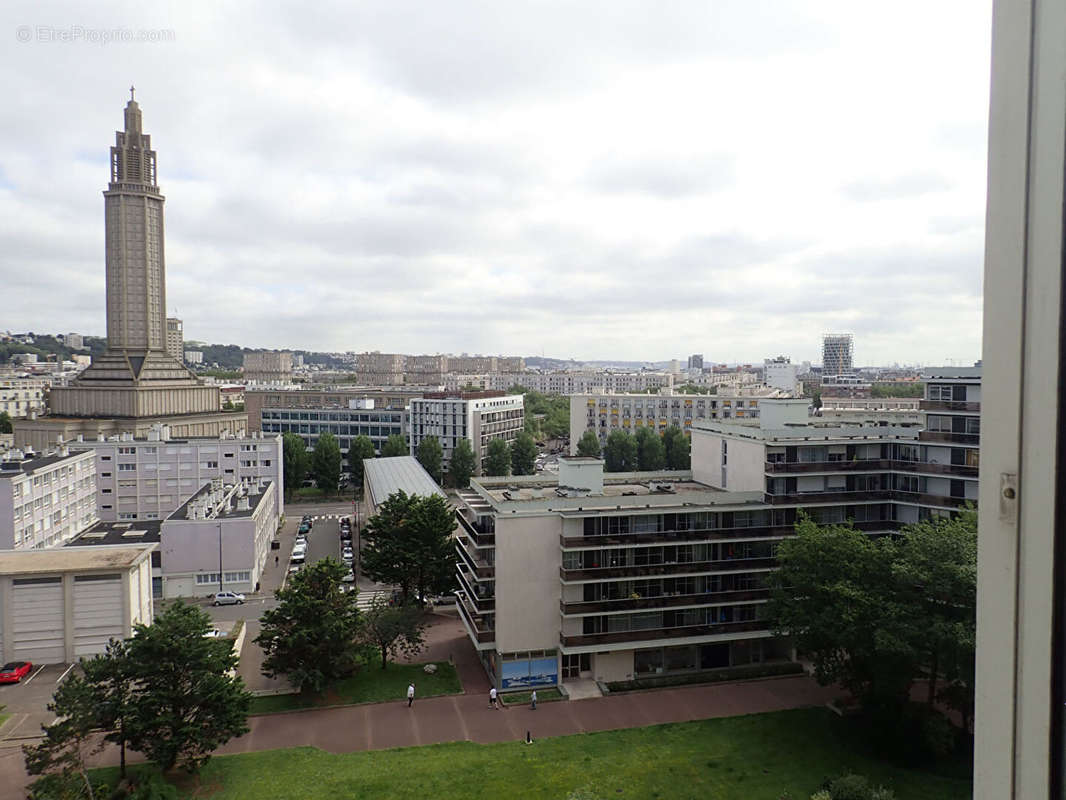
xmin=407 ymin=683 xmax=415 ymax=707
xmin=489 ymin=686 xmax=498 ymax=709
xmin=275 ymin=555 xmax=279 ymax=567
xmin=530 ymin=690 xmax=537 ymax=710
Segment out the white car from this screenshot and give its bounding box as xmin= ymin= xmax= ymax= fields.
xmin=342 ymin=570 xmax=355 ymax=583
xmin=203 ymin=628 xmax=227 ymax=638
xmin=212 ymin=591 xmax=245 ymax=606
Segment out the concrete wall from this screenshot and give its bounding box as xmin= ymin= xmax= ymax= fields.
xmin=691 ymin=430 xmax=764 ymax=491
xmin=494 ymin=514 xmax=561 ymax=653
xmin=595 ymin=650 xmax=634 ymax=682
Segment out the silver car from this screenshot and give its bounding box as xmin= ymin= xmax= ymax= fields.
xmin=212 ymin=591 xmax=245 ymax=606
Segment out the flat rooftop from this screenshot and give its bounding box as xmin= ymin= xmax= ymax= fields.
xmin=0 ymin=543 xmax=155 ymax=575
xmin=364 ymin=456 xmax=446 ymax=506
xmin=0 ymin=450 xmax=87 ymax=476
xmin=171 ymin=480 xmax=275 ymax=521
xmin=68 ymin=520 xmax=163 ymax=547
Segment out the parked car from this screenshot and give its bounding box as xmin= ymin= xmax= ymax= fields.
xmin=298 ymin=523 xmax=311 ymax=535
xmin=342 ymin=570 xmax=355 ymax=583
xmin=212 ymin=591 xmax=245 ymax=606
xmin=288 ymin=563 xmax=302 ymax=575
xmin=203 ymin=629 xmax=227 ymax=638
xmin=294 ymin=535 xmax=307 ymax=547
xmin=0 ymin=661 xmax=32 ymax=683
xmin=291 ymin=551 xmax=306 ymax=564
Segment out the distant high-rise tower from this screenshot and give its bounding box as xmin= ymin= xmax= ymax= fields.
xmin=687 ymin=354 xmax=704 ymax=371
xmin=821 ymin=334 xmax=854 ymax=377
xmin=165 ymin=318 xmax=183 ymax=361
xmin=16 ymin=91 xmax=234 ymax=451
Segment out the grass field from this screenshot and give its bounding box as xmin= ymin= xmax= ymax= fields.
xmin=248 ymin=661 xmax=461 ymax=714
xmin=500 ymin=688 xmax=564 ymax=705
xmin=97 ymin=709 xmax=972 ymax=800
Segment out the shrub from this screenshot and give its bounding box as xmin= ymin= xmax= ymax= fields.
xmin=827 ymin=773 xmax=871 ymax=800
xmin=809 ymin=792 xmax=832 ymax=800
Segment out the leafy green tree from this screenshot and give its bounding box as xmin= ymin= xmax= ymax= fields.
xmin=603 ymin=430 xmax=638 ymax=472
xmin=768 ymin=516 xmax=920 ymax=714
xmin=124 ymin=600 xmax=250 ymax=773
xmin=416 ymin=436 xmax=444 ymax=484
xmin=449 ymin=438 xmax=477 ymax=488
xmin=663 ymin=426 xmax=691 ymax=469
xmin=81 ymin=640 xmax=134 ymax=779
xmin=23 ymin=672 xmax=107 ymax=799
xmin=359 ymin=598 xmax=429 ymax=669
xmin=576 ymin=430 xmax=602 ymax=458
xmin=282 ymin=432 xmax=309 ymax=495
xmin=484 ymin=438 xmax=511 ymax=476
xmin=311 ymin=432 xmax=342 ymax=494
xmin=0 ymin=410 xmax=12 ymax=434
xmin=511 ymin=431 xmax=537 ymax=476
xmin=256 ymin=558 xmax=362 ymax=694
xmin=634 ymin=427 xmax=666 ymax=471
xmin=381 ymin=433 xmax=408 ymax=457
xmin=348 ymin=435 xmax=376 ymax=488
xmin=361 ymin=491 xmax=457 ymax=605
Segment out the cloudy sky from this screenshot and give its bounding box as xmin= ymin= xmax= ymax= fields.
xmin=1 ymin=1 xmax=990 ymax=365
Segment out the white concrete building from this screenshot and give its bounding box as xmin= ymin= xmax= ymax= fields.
xmin=0 ymin=448 xmax=97 ymax=550
xmin=184 ymin=350 xmax=203 ymax=365
xmin=68 ymin=424 xmax=283 ymax=523
xmin=764 ymin=357 xmax=800 ymax=394
xmin=0 ymin=544 xmax=155 ymax=664
xmin=0 ymin=377 xmax=48 ymax=419
xmin=408 ymin=392 xmax=524 ymax=473
xmin=445 ymin=372 xmax=675 ymax=396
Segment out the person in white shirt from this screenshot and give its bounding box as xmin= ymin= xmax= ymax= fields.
xmin=489 ymin=686 xmax=498 ymax=709
xmin=407 ymin=683 xmax=415 ymax=708
xmin=530 ymin=690 xmax=537 ymax=710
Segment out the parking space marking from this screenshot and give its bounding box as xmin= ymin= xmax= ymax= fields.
xmin=21 ymin=664 xmax=47 ymax=686
xmin=56 ymin=663 xmax=75 ymax=685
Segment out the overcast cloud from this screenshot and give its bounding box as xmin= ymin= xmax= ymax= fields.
xmin=0 ymin=0 xmax=989 ymax=365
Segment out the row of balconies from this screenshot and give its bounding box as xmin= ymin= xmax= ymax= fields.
xmin=560 ymin=557 xmax=776 ymax=582
xmin=456 ymin=591 xmax=496 ymax=644
xmin=456 ymin=569 xmax=495 ymax=612
xmin=559 ymin=587 xmax=769 ymax=616
xmin=764 ymin=460 xmax=978 ymax=478
xmin=559 ymin=519 xmax=899 ymax=549
xmin=918 ymin=431 xmax=980 ymax=445
xmin=455 ymin=512 xmax=496 ymax=546
xmin=455 ymin=543 xmax=495 ymax=579
xmin=919 ymin=400 xmax=982 ymax=413
xmin=559 ymin=619 xmax=768 ymax=648
xmin=765 ymin=490 xmax=970 ymax=508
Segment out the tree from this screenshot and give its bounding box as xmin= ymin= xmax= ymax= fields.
xmin=359 ymin=598 xmax=428 ymax=669
xmin=311 ymin=432 xmax=342 ymax=494
xmin=603 ymin=430 xmax=638 ymax=472
xmin=81 ymin=640 xmax=134 ymax=780
xmin=381 ymin=433 xmax=408 ymax=457
xmin=282 ymin=432 xmax=309 ymax=495
xmin=124 ymin=600 xmax=250 ymax=773
xmin=348 ymin=435 xmax=376 ymax=488
xmin=449 ymin=438 xmax=477 ymax=488
xmin=635 ymin=427 xmax=666 ymax=471
xmin=576 ymin=430 xmax=602 ymax=458
xmin=511 ymin=431 xmax=537 ymax=476
xmin=663 ymin=426 xmax=691 ymax=469
xmin=0 ymin=410 xmax=12 ymax=434
xmin=484 ymin=438 xmax=511 ymax=476
xmin=768 ymin=516 xmax=920 ymax=714
xmin=23 ymin=673 xmax=107 ymax=799
xmin=256 ymin=558 xmax=363 ymax=694
xmin=361 ymin=491 xmax=457 ymax=606
xmin=416 ymin=436 xmax=444 ymax=484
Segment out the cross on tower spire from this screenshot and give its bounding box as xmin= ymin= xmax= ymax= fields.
xmin=129 ymin=85 xmax=135 ymax=102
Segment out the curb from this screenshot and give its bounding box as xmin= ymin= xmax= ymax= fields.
xmin=599 ymin=671 xmax=812 ymax=697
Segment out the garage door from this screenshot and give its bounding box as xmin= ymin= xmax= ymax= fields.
xmin=73 ymin=574 xmax=124 ymax=658
xmin=12 ymin=577 xmax=65 ymax=664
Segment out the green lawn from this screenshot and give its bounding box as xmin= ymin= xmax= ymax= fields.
xmin=501 ymin=688 xmax=564 ymax=705
xmin=248 ymin=661 xmax=461 ymax=714
xmin=96 ymin=709 xmax=971 ymax=800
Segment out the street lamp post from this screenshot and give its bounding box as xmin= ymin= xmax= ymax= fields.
xmin=218 ymin=520 xmax=223 ymax=594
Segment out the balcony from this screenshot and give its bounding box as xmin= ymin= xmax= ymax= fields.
xmin=560 ymin=619 xmax=769 ymax=648
xmin=455 ymin=511 xmax=495 ymax=546
xmin=908 ymin=461 xmax=979 ymax=478
xmin=455 ymin=544 xmax=495 ymax=579
xmin=560 ymin=588 xmax=770 ymax=615
xmin=560 ymin=557 xmax=776 ymax=582
xmin=766 ymin=490 xmax=889 ymax=505
xmin=919 ymin=430 xmax=980 ymax=446
xmin=456 ymin=592 xmax=495 ymax=644
xmin=765 ymin=459 xmax=893 ymax=474
xmin=456 ymin=568 xmax=495 ymax=612
xmin=561 ymin=525 xmax=796 ymax=549
xmin=920 ymin=400 xmax=982 ymax=413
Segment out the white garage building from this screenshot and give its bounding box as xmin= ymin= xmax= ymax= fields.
xmin=0 ymin=544 xmax=155 ymax=664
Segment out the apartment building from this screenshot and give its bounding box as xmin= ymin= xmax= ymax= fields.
xmin=569 ymin=388 xmax=795 ymax=450
xmin=69 ymin=476 xmax=279 ymax=599
xmin=446 ymin=371 xmax=675 ymax=395
xmin=68 ymin=424 xmax=283 ymax=523
xmin=354 ymin=352 xmax=406 ymax=385
xmin=408 ymin=392 xmax=524 ymax=473
xmin=0 ymin=376 xmax=48 ymax=419
xmin=821 ymin=333 xmax=854 ymax=378
xmin=456 ymin=384 xmax=980 ymax=692
xmin=243 ymin=351 xmax=294 ymax=383
xmin=165 ymin=317 xmax=183 ymax=361
xmin=406 ymin=355 xmax=448 ymax=385
xmin=764 ymin=357 xmax=800 ymax=394
xmin=0 ymin=448 xmax=97 ymax=550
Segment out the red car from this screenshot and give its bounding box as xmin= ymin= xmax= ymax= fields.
xmin=0 ymin=661 xmax=32 ymax=683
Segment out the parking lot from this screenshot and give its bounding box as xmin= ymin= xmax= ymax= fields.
xmin=0 ymin=662 xmax=75 ymax=741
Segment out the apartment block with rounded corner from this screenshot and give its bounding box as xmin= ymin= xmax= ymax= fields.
xmin=0 ymin=447 xmax=98 ymax=550
xmin=457 ymin=387 xmax=980 ymax=692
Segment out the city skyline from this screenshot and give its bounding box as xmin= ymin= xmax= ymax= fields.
xmin=2 ymin=1 xmax=988 ymax=364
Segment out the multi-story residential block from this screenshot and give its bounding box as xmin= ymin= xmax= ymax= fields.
xmin=0 ymin=448 xmax=98 ymax=549
xmin=687 ymin=354 xmax=704 ymax=372
xmin=447 ymin=355 xmax=499 ymax=374
xmin=69 ymin=475 xmax=280 ymax=600
xmin=184 ymin=350 xmax=203 ymax=364
xmin=65 ymin=333 xmax=85 ymax=350
xmin=354 ymin=352 xmax=405 ymax=385
xmin=68 ymin=424 xmax=283 ymax=523
xmin=0 ymin=544 xmax=154 ymax=664
xmin=0 ymin=377 xmax=48 ymax=419
xmin=821 ymin=333 xmax=854 ymax=378
xmin=764 ymin=356 xmax=800 ymax=394
xmin=243 ymin=351 xmax=293 ymax=383
xmin=408 ymin=392 xmax=524 ymax=473
xmin=165 ymin=318 xmax=183 ymax=361
xmin=456 ymin=380 xmax=981 ymax=693
xmin=448 ymin=371 xmax=675 ymax=396
xmin=569 ymin=388 xmax=794 ymax=450
xmin=406 ymin=355 xmax=448 ymax=385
